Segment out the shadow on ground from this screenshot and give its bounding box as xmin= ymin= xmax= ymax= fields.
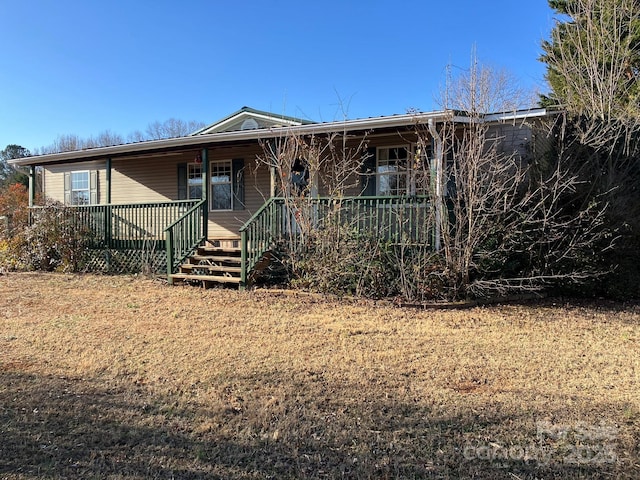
xmin=0 ymin=370 xmax=636 ymax=479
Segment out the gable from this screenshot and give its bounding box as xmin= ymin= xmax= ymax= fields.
xmin=192 ymin=106 xmax=314 ymax=135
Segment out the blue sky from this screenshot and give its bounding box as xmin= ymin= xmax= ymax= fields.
xmin=0 ymin=1 xmax=555 ymax=152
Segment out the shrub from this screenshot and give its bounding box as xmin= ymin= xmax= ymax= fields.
xmin=281 ymin=223 xmax=400 ymax=298
xmin=0 ymin=183 xmax=29 ymax=240
xmin=12 ymin=202 xmax=96 ymax=272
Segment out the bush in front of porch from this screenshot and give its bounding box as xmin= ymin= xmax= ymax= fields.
xmin=1 ymin=200 xmax=96 ymax=273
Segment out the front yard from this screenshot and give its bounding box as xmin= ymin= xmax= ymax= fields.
xmin=1 ymin=273 xmax=638 ymax=479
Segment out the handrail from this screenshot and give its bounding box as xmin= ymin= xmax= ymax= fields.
xmin=239 ymin=197 xmax=282 ymax=287
xmin=165 ymin=199 xmax=207 ymax=281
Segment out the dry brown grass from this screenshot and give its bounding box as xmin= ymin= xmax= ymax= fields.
xmin=1 ymin=272 xmax=639 ymax=479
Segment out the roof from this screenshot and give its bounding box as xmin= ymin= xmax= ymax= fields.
xmin=9 ymin=107 xmax=551 ymax=167
xmin=190 ymin=106 xmax=315 ymax=135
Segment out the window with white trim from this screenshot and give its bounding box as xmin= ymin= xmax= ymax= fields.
xmin=376 ymin=146 xmax=409 ymax=196
xmin=210 ymin=160 xmax=232 ymax=210
xmin=70 ymin=171 xmax=90 ymax=205
xmin=187 ymin=163 xmax=203 ymax=199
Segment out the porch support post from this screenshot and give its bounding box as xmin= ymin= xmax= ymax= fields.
xmin=28 ymin=166 xmax=36 ymax=207
xmin=268 ymin=138 xmax=277 ymax=198
xmin=428 ymin=119 xmax=443 ymax=252
xmin=105 ymin=157 xmax=112 ymax=204
xmin=270 ymin=166 xmax=276 ymax=198
xmin=201 ymin=148 xmax=208 ymax=241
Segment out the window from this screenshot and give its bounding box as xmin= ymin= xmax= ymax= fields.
xmin=377 ymin=146 xmax=409 ymax=196
xmin=178 ymin=159 xmax=244 ymax=209
xmin=64 ymin=170 xmax=97 ymax=205
xmin=188 ymin=163 xmax=203 ymax=199
xmin=210 ymin=160 xmax=232 ymax=210
xmin=70 ymin=171 xmax=90 ymax=205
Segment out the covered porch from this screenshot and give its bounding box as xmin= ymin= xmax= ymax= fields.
xmin=14 ymin=108 xmax=456 ymax=287
xmin=28 ymin=193 xmax=437 ymax=288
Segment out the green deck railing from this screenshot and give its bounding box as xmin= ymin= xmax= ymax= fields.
xmin=29 ymin=200 xmax=201 ymax=250
xmin=239 ymin=197 xmax=281 ymax=287
xmin=239 ymin=195 xmax=434 ymax=287
xmin=165 ymin=199 xmax=207 ymax=281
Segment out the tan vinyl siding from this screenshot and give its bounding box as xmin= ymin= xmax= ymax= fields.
xmin=43 ymin=160 xmax=107 ymax=204
xmin=110 ymin=152 xmax=191 ymax=204
xmin=110 ymin=146 xmax=271 ymax=239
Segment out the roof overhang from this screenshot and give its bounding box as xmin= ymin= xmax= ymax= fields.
xmin=10 ymin=110 xmax=454 ymax=167
xmin=452 ymin=107 xmax=553 ymax=124
xmin=10 ymin=108 xmax=554 ymax=167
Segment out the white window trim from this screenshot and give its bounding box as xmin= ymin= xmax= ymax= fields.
xmin=376 ymin=145 xmax=411 ymax=196
xmin=375 ymin=144 xmax=434 ymax=196
xmin=187 ymin=162 xmax=203 ymax=200
xmin=70 ymin=170 xmax=90 ymax=205
xmin=210 ymin=159 xmax=233 ymax=212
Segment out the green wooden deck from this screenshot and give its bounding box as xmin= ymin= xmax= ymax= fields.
xmin=30 ymin=196 xmax=436 ymax=283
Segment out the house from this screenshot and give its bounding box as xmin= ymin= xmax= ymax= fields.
xmin=10 ymin=106 xmax=551 ymax=287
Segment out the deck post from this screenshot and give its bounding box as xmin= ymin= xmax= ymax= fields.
xmin=102 ymin=205 xmax=109 ymax=249
xmin=106 ymin=157 xmax=112 ymax=204
xmin=166 ymin=229 xmax=174 ymax=285
xmin=201 ymin=148 xmax=208 ymax=242
xmin=28 ymin=166 xmax=36 ymax=207
xmin=240 ymin=228 xmax=247 ymax=290
xmin=105 ymin=158 xmax=112 ymax=249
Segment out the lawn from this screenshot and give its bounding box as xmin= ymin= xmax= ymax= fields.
xmin=1 ymin=272 xmax=638 ymax=479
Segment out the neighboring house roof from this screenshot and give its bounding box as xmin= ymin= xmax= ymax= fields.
xmin=190 ymin=106 xmax=315 ymax=135
xmin=9 ymin=107 xmax=551 ymax=167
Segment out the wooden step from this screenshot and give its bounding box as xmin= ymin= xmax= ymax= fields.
xmin=169 ymin=273 xmax=241 ymax=284
xmin=199 ymin=245 xmax=241 ymax=256
xmin=189 ymin=254 xmax=242 ymax=263
xmin=180 ymin=264 xmax=241 ymax=274
xmin=206 ymin=239 xmax=240 ymax=249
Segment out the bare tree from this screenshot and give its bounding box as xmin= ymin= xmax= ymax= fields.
xmin=439 ymin=57 xmax=535 ymax=114
xmin=33 ymin=118 xmax=206 ymax=154
xmin=83 ymin=130 xmax=124 ymax=149
xmin=256 ymin=128 xmax=393 ymax=294
xmin=35 ymin=130 xmax=124 ymax=154
xmin=419 ymin=57 xmax=612 ymax=299
xmin=40 ymin=134 xmax=83 ymax=154
xmin=141 ymin=118 xmax=206 ymax=140
xmin=258 ymin=128 xmax=369 ymax=241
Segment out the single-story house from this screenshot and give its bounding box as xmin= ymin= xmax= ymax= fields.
xmin=10 ymin=106 xmax=551 ymax=287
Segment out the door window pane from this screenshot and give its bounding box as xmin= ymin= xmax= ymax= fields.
xmin=188 ymin=163 xmax=203 ymax=199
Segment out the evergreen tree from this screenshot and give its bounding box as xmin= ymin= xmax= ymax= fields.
xmin=540 ymin=0 xmax=640 ymax=123
xmin=540 ymin=0 xmax=640 ymax=298
xmin=0 ymin=145 xmax=30 ymax=188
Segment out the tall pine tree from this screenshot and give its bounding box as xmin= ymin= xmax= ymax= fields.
xmin=540 ymin=0 xmax=640 ymax=123
xmin=540 ymin=0 xmax=640 ymax=298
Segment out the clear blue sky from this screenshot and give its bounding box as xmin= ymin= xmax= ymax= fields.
xmin=0 ymin=1 xmax=555 ymax=152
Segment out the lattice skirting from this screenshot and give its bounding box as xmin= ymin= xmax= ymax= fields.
xmin=82 ymin=248 xmax=167 ymax=275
